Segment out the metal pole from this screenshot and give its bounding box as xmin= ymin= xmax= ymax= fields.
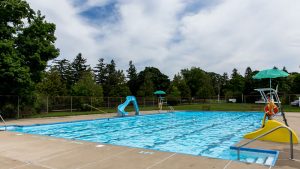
xmin=71 ymin=96 xmax=73 ymax=112
xmin=290 ymin=130 xmax=293 ymax=159
xmin=90 ymin=97 xmax=93 ymax=111
xmin=46 ymin=96 xmax=49 ymax=114
xmin=153 ymin=97 xmax=154 ymax=107
xmin=270 ymin=78 xmax=272 ymax=100
xmin=242 ymin=93 xmax=244 ymax=103
xmin=17 ymin=96 xmax=20 ymax=119
xmin=107 ymin=97 xmax=110 ymax=108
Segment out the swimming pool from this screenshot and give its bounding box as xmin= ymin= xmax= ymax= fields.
xmin=7 ymin=111 xmax=266 ymax=162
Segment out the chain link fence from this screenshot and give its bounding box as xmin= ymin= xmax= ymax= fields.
xmin=0 ymin=94 xmax=299 ymax=118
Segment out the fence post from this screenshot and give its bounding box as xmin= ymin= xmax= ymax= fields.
xmin=153 ymin=97 xmax=155 ymax=107
xmin=107 ymin=97 xmax=110 ymax=108
xmin=90 ymin=97 xmax=93 ymax=111
xmin=17 ymin=96 xmax=20 ymax=119
xmin=46 ymin=96 xmax=49 ymax=114
xmin=242 ymin=93 xmax=244 ymax=103
xmin=71 ymin=96 xmax=73 ymax=112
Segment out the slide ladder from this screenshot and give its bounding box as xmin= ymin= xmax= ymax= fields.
xmin=117 ymin=96 xmax=140 ymax=117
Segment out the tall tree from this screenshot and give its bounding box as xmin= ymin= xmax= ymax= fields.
xmin=181 ymin=67 xmax=214 ymax=98
xmin=71 ymin=53 xmax=90 ymax=84
xmin=207 ymin=72 xmax=223 ymax=97
xmin=243 ymin=67 xmax=254 ymax=95
xmin=52 ymin=59 xmax=73 ymax=91
xmin=137 ymin=72 xmax=154 ymax=97
xmin=127 ymin=61 xmax=138 ymax=95
xmin=291 ymin=74 xmax=300 ymax=94
xmin=137 ymin=67 xmax=170 ymax=92
xmin=226 ymin=68 xmax=245 ymax=102
xmin=102 ymin=60 xmax=130 ymax=97
xmin=72 ymin=71 xmax=103 ymax=97
xmin=0 ymin=0 xmax=59 ymax=96
xmin=36 ymin=69 xmax=67 ymax=96
xmin=94 ymin=58 xmax=107 ymax=85
xmin=172 ymin=74 xmax=191 ymax=98
xmin=167 ymin=84 xmax=181 ymax=98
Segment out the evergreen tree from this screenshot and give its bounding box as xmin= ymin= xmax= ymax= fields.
xmin=102 ymin=60 xmax=131 ymax=97
xmin=243 ymin=67 xmax=254 ymax=95
xmin=52 ymin=59 xmax=73 ymax=91
xmin=94 ymin=58 xmax=107 ymax=85
xmin=127 ymin=61 xmax=138 ymax=95
xmin=226 ymin=68 xmax=245 ymax=102
xmin=71 ymin=53 xmax=90 ymax=84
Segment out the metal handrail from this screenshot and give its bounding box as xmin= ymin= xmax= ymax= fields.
xmin=237 ymin=125 xmax=294 ymax=160
xmin=0 ymin=114 xmax=7 ymax=131
xmin=168 ymin=106 xmax=174 ymax=112
xmin=83 ymin=104 xmax=107 ymax=114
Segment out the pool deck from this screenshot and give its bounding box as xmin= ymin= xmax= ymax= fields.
xmin=0 ymin=111 xmax=300 ymax=169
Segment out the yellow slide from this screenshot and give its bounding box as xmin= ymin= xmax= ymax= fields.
xmin=244 ymin=120 xmax=299 ymax=143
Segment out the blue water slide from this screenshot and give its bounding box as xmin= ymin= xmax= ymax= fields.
xmin=117 ymin=96 xmax=140 ymax=117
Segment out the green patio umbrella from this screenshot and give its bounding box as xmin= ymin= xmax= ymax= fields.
xmin=154 ymin=90 xmax=166 ymax=95
xmin=253 ymin=68 xmax=289 ymax=90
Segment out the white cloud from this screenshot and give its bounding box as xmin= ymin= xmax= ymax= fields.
xmin=27 ymin=0 xmax=300 ymax=77
xmin=27 ymin=0 xmax=99 ymax=65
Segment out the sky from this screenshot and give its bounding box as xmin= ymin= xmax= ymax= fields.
xmin=27 ymin=0 xmax=300 ymax=77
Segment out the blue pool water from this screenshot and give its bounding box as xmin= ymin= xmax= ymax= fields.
xmin=7 ymin=111 xmax=266 ymax=161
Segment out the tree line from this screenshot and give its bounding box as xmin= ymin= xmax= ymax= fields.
xmin=37 ymin=53 xmax=300 ymax=102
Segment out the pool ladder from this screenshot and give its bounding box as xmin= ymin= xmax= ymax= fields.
xmin=0 ymin=114 xmax=7 ymax=131
xmin=236 ymin=125 xmax=294 ymax=160
xmin=168 ymin=106 xmax=175 ymax=112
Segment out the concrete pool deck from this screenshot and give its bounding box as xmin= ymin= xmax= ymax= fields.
xmin=0 ymin=111 xmax=300 ymax=169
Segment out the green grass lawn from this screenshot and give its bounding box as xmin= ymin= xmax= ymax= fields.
xmin=28 ymin=103 xmax=300 ymax=118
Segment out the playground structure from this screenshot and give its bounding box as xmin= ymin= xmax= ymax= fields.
xmin=117 ymin=96 xmax=140 ymax=117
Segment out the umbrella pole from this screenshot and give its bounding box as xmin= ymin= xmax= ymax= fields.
xmin=270 ymin=78 xmax=272 ymax=100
